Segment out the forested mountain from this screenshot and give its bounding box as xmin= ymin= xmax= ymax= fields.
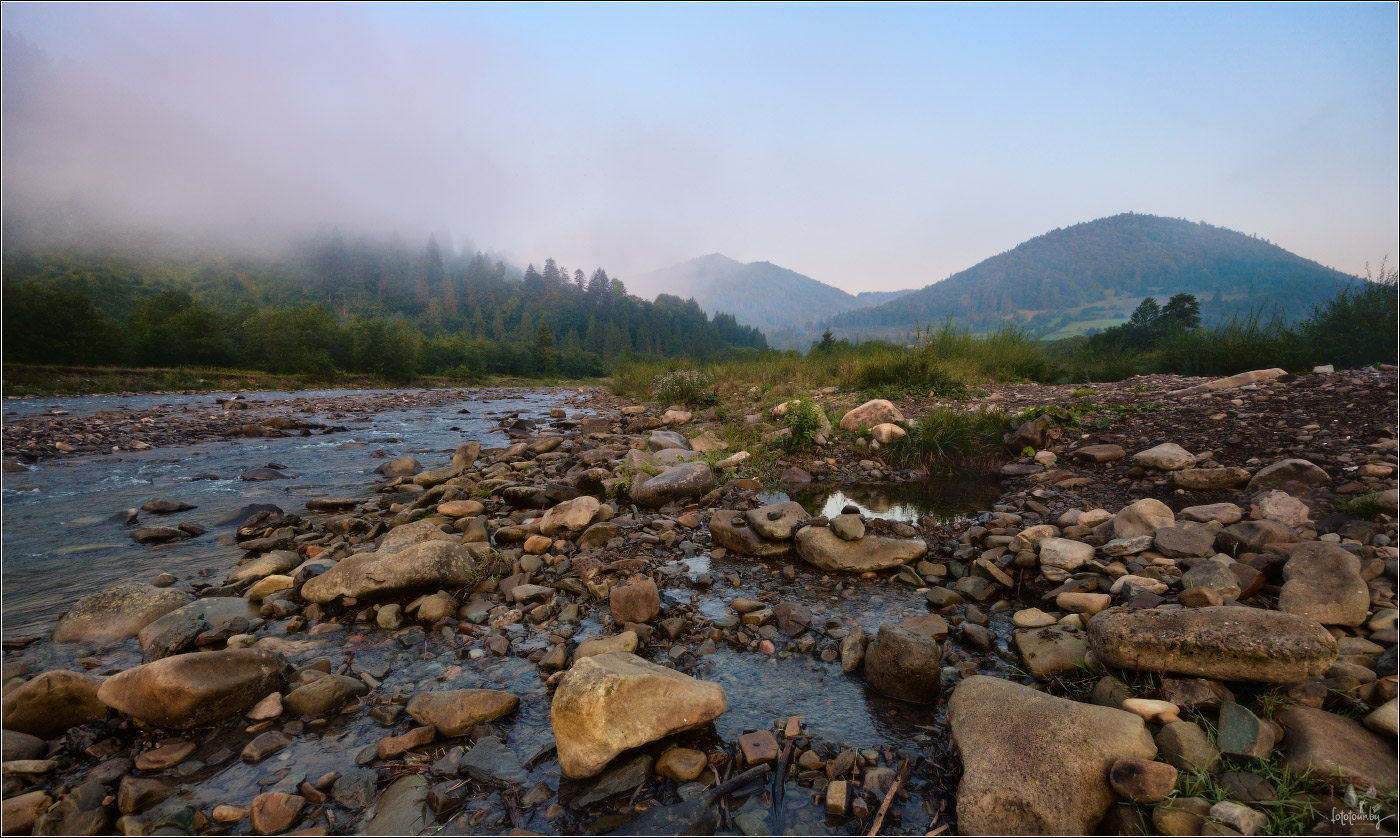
xmin=826 ymin=213 xmax=1363 ymax=342
xmin=633 ymin=254 xmax=913 ymax=346
xmin=1 ymin=232 xmax=768 ymax=379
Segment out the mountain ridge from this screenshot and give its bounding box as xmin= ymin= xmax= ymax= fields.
xmin=824 ymin=213 xmax=1363 ymax=342
xmin=632 ymin=254 xmax=914 ymax=344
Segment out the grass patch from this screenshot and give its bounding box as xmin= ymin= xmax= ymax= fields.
xmin=1335 ymin=494 xmax=1381 ymax=520
xmin=881 ymin=407 xmax=1010 ymax=473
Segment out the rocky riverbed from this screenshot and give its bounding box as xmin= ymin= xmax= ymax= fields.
xmin=2 ymin=369 xmax=1396 ymax=836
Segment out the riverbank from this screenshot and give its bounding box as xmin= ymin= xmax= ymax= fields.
xmin=1 ymin=369 xmax=1395 ymax=835
xmin=1 ymin=364 xmax=606 ymax=399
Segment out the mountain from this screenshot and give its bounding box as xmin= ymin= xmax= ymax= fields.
xmin=826 ymin=213 xmax=1363 ymax=342
xmin=633 ymin=254 xmax=914 ymax=346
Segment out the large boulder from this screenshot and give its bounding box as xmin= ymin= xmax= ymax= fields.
xmin=301 ymin=541 xmax=478 ymax=603
xmin=376 ymin=520 xmax=456 ymax=554
xmin=97 ymin=649 xmax=286 ymax=729
xmin=1133 ymin=443 xmax=1196 ymax=471
xmin=864 ymin=624 xmax=941 ymax=703
xmin=1112 ymin=499 xmax=1174 ymax=539
xmin=406 ymin=689 xmax=519 ymax=737
xmin=539 ymin=496 xmax=600 ymax=537
xmin=1278 ymin=542 xmax=1369 ymax=626
xmin=839 ymin=399 xmax=904 ymax=432
xmin=794 ymin=527 xmax=926 ymax=572
xmin=51 ymin=584 xmax=192 ymax=646
xmin=1278 ymin=706 xmax=1397 ymax=791
xmin=1 ymin=670 xmax=107 ymax=738
xmin=1088 ymin=606 xmax=1337 ymax=683
xmin=629 ymin=462 xmax=714 ymax=508
xmin=948 ymin=675 xmax=1156 ymax=834
xmin=1247 ymin=458 xmax=1330 ymax=491
xmin=709 ymin=510 xmax=795 ymax=557
xmin=550 ymin=652 xmax=726 ymax=778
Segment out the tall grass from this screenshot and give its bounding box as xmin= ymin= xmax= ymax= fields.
xmin=609 ymin=275 xmax=1398 ymax=399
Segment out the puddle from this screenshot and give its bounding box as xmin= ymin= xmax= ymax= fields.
xmin=763 ymin=476 xmax=1003 ymax=525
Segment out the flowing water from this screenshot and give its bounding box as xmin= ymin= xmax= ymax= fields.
xmin=2 ymin=388 xmax=1015 ymax=835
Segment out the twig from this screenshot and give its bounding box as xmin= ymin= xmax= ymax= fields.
xmin=772 ymin=739 xmax=793 ymax=815
xmin=866 ymin=758 xmax=909 ymax=837
xmin=624 ymin=778 xmax=648 ymax=813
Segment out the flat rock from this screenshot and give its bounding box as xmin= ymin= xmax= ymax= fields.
xmin=540 ymin=496 xmax=600 ymax=537
xmin=1014 ymin=626 xmax=1088 ymax=679
xmin=1169 ymin=467 xmax=1252 ymax=491
xmin=283 ymin=673 xmax=369 ymax=717
xmin=1153 ymin=526 xmax=1215 ymax=559
xmin=1073 ymin=444 xmax=1126 ymax=463
xmin=629 ymin=462 xmax=714 ymax=508
xmin=1168 ymin=368 xmax=1285 ymax=397
xmin=794 ymin=526 xmax=926 ymax=572
xmin=1180 ymin=503 xmax=1243 ymax=524
xmin=948 ymin=675 xmax=1156 ymax=834
xmin=52 ymin=584 xmax=192 ymax=646
xmin=1088 ymin=606 xmax=1337 ymax=683
xmin=1278 ymin=542 xmax=1369 ymax=626
xmin=1278 ymin=706 xmax=1397 ymax=791
xmin=365 ymin=774 xmax=429 ymax=835
xmin=406 ymin=689 xmax=519 ymax=737
xmin=744 ymin=502 xmax=810 ymax=541
xmin=376 ymin=519 xmax=456 ymax=554
xmin=1133 ymin=443 xmax=1196 ymax=471
xmin=460 ymin=735 xmax=527 ymax=785
xmin=709 ymin=510 xmax=795 ymax=557
xmin=550 ymin=652 xmax=726 ymax=778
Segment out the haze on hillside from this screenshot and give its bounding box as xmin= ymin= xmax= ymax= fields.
xmin=2 ymin=4 xmax=1396 ymax=293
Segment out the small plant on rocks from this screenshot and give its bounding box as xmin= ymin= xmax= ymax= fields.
xmin=784 ymin=397 xmax=826 ymax=451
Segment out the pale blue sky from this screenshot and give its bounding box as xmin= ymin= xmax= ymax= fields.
xmin=3 ymin=2 xmax=1396 ymax=290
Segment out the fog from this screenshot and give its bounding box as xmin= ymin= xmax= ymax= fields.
xmin=3 ymin=4 xmax=1397 ymax=290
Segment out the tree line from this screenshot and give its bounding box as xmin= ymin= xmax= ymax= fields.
xmin=1 ymin=233 xmax=768 ymax=380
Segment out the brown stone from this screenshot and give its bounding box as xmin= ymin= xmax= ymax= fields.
xmin=377 ymin=725 xmax=436 ymax=759
xmin=609 ymin=579 xmax=660 ymax=624
xmin=250 ymin=792 xmax=306 ymax=835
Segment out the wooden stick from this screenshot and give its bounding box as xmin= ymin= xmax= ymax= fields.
xmin=866 ymin=759 xmax=908 ymax=837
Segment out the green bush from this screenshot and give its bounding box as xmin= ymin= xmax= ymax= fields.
xmin=651 ymin=369 xmax=718 ymax=407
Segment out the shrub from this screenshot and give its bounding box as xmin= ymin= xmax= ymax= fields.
xmin=651 ymin=369 xmax=718 ymax=407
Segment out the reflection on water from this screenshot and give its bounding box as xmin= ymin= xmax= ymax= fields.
xmin=764 ymin=476 xmax=1002 ymax=524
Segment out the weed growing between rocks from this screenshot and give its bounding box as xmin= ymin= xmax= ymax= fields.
xmin=783 ymin=397 xmax=828 ymax=451
xmin=881 ymin=407 xmax=1010 ymax=473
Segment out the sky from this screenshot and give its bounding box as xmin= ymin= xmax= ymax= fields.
xmin=2 ymin=2 xmax=1397 ymax=292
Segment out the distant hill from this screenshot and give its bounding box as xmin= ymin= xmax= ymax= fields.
xmin=633 ymin=254 xmax=913 ymax=345
xmin=826 ymin=213 xmax=1363 ymax=342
